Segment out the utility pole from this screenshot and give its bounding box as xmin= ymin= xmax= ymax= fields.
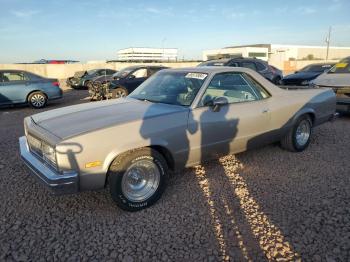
xmin=325 ymin=26 xmax=332 ymax=61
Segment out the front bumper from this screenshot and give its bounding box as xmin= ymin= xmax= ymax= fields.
xmin=19 ymin=136 xmax=79 ymax=195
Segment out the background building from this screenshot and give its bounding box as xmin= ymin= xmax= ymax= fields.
xmin=203 ymin=44 xmax=350 ymax=66
xmin=117 ymin=47 xmax=178 ymax=62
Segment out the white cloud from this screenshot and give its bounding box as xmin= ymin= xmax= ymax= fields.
xmin=11 ymin=10 xmax=40 ymax=18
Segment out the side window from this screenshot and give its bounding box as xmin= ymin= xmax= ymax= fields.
xmin=241 ymin=62 xmax=257 ymax=71
xmin=228 ymin=62 xmax=239 ymax=67
xmin=2 ymin=72 xmax=28 ymax=82
xmin=200 ymin=72 xmax=269 ymax=106
xmin=148 ymin=68 xmax=161 ymax=76
xmin=98 ymin=70 xmax=107 ymax=75
xmin=256 ymin=62 xmax=267 ymax=72
xmin=131 ymin=68 xmax=148 ymax=78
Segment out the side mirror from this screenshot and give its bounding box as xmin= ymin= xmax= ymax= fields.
xmin=211 ymin=97 xmax=228 ymax=112
xmin=294 ymin=70 xmax=299 ymax=73
xmin=128 ymin=75 xmax=136 ymax=80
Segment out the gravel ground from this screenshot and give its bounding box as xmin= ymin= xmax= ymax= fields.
xmin=0 ymin=90 xmax=349 ymax=261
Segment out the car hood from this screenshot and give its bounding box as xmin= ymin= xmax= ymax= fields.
xmin=31 ymin=98 xmax=188 ymax=140
xmin=313 ymin=72 xmax=350 ymax=87
xmin=283 ymin=71 xmax=320 ymax=80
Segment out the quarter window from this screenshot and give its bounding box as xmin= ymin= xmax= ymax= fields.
xmin=200 ymin=72 xmax=270 ymax=106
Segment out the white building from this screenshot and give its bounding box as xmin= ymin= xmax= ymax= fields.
xmin=117 ymin=47 xmax=178 ymax=62
xmin=203 ymin=44 xmax=350 ymax=64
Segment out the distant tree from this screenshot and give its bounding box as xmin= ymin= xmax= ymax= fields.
xmin=306 ymin=54 xmax=314 ymax=60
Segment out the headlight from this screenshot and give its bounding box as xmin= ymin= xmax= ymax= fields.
xmin=301 ymin=80 xmax=310 ymax=85
xmin=42 ymin=142 xmax=57 ymax=168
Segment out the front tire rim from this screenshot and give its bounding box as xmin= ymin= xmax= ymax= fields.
xmin=121 ymin=159 xmax=160 ymax=202
xmin=115 ymin=89 xmax=126 ymax=98
xmin=295 ymin=120 xmax=311 ymax=146
xmin=30 ymin=94 xmax=45 ymax=107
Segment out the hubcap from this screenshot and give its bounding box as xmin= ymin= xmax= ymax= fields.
xmin=296 ymin=120 xmax=311 ymax=146
xmin=31 ymin=94 xmax=45 ymax=107
xmin=121 ymin=159 xmax=160 ymax=202
xmin=115 ymin=90 xmax=126 ymax=98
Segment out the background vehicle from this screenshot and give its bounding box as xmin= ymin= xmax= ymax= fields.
xmin=312 ymin=57 xmax=350 ymax=112
xmin=198 ymin=57 xmax=283 ymax=84
xmin=282 ymin=63 xmax=335 ymax=86
xmin=108 ymin=65 xmax=168 ymax=98
xmin=66 ymin=69 xmax=117 ymax=89
xmin=0 ymin=70 xmax=62 ymax=108
xmin=20 ymin=67 xmax=336 ymax=211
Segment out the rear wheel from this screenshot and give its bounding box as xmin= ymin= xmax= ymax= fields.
xmin=112 ymin=87 xmax=128 ymax=99
xmin=280 ymin=115 xmax=312 ymax=152
xmin=28 ymin=92 xmax=47 ymax=109
xmin=108 ymin=148 xmax=168 ymax=211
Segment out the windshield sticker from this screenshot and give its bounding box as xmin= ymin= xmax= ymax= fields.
xmin=335 ymin=63 xmax=348 ymax=68
xmin=185 ymin=73 xmax=207 ymax=80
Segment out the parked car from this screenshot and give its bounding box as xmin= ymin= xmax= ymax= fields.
xmin=108 ymin=65 xmax=168 ymax=98
xmin=198 ymin=57 xmax=283 ymax=84
xmin=311 ymin=57 xmax=350 ymax=112
xmin=0 ymin=70 xmax=62 ymax=108
xmin=19 ymin=67 xmax=336 ymax=211
xmin=282 ymin=63 xmax=335 ymax=86
xmin=66 ymin=69 xmax=117 ymax=89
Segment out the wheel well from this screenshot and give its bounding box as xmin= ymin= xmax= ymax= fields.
xmin=26 ymin=91 xmax=47 ymax=102
xmin=149 ymin=145 xmax=175 ymax=171
xmin=306 ymin=112 xmax=315 ymax=124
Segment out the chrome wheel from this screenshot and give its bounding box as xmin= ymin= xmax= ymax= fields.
xmin=114 ymin=88 xmax=127 ymax=98
xmin=30 ymin=93 xmax=46 ymax=108
xmin=295 ymin=120 xmax=311 ymax=146
xmin=121 ymin=159 xmax=160 ymax=202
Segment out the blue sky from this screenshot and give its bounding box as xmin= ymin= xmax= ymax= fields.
xmin=0 ymin=0 xmax=349 ymax=63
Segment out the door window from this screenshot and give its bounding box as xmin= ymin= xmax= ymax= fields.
xmin=241 ymin=62 xmax=257 ymax=71
xmin=256 ymin=62 xmax=267 ymax=72
xmin=200 ymin=72 xmax=270 ymax=106
xmin=1 ymin=72 xmax=28 ymax=82
xmin=131 ymin=68 xmax=148 ymax=78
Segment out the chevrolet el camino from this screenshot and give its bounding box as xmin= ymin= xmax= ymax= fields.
xmin=19 ymin=67 xmax=336 ymax=211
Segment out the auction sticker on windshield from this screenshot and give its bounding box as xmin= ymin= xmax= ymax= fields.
xmin=185 ymin=73 xmax=207 ymax=80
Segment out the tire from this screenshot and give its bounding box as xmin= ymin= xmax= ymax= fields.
xmin=280 ymin=115 xmax=312 ymax=152
xmin=28 ymin=92 xmax=47 ymax=109
xmin=273 ymin=76 xmax=282 ymax=85
xmin=84 ymin=81 xmax=92 ymax=90
xmin=108 ymin=148 xmax=169 ymax=211
xmin=112 ymin=87 xmax=128 ymax=99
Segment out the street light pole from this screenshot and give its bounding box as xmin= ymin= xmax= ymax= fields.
xmin=325 ymin=26 xmax=332 ymax=61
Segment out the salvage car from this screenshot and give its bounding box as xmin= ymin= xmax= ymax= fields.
xmin=108 ymin=65 xmax=168 ymax=98
xmin=311 ymin=57 xmax=350 ymax=112
xmin=66 ymin=69 xmax=117 ymax=89
xmin=19 ymin=67 xmax=336 ymax=211
xmin=282 ymin=63 xmax=335 ymax=86
xmin=0 ymin=70 xmax=62 ymax=108
xmin=198 ymin=57 xmax=283 ymax=84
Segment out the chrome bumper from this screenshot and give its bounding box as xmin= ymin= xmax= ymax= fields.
xmin=19 ymin=136 xmax=79 ymax=194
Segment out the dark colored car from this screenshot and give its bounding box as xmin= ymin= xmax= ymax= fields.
xmin=0 ymin=70 xmax=62 ymax=108
xmin=66 ymin=69 xmax=117 ymax=89
xmin=109 ymin=65 xmax=168 ymax=98
xmin=198 ymin=57 xmax=283 ymax=84
xmin=282 ymin=63 xmax=335 ymax=86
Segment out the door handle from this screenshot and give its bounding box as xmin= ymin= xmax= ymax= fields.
xmin=262 ymin=108 xmax=269 ymax=113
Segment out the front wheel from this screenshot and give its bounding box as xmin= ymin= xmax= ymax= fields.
xmin=280 ymin=115 xmax=312 ymax=152
xmin=28 ymin=92 xmax=47 ymax=109
xmin=111 ymin=87 xmax=128 ymax=99
xmin=108 ymin=148 xmax=169 ymax=211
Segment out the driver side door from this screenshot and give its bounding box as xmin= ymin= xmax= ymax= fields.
xmin=187 ymin=72 xmax=272 ymax=165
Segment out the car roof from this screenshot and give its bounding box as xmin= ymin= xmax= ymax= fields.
xmin=161 ymin=66 xmax=256 ymax=74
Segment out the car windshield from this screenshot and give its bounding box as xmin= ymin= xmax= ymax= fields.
xmin=87 ymin=69 xmax=98 ymax=75
xmin=301 ymin=64 xmax=332 ymax=72
xmin=129 ymin=71 xmax=208 ymax=106
xmin=113 ymin=67 xmax=134 ymax=78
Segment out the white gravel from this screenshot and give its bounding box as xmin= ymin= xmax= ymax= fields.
xmin=0 ymin=90 xmax=349 ymax=261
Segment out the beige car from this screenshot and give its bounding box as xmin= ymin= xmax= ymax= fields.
xmin=20 ymin=67 xmax=336 ymax=211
